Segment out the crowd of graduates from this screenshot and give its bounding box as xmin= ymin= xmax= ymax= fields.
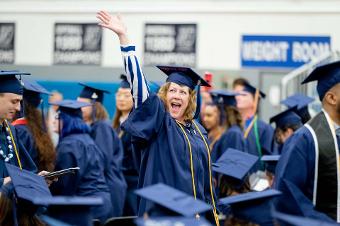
xmin=0 ymin=10 xmax=339 ymax=226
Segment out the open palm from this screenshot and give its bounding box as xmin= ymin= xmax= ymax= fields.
xmin=96 ymin=11 xmax=127 ymax=36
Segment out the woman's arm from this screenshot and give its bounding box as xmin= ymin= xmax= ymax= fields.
xmin=97 ymin=11 xmax=150 ymax=108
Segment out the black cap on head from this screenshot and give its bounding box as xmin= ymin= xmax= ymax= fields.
xmin=78 ymin=83 xmax=110 ymax=103
xmin=22 ymin=77 xmax=51 ymax=107
xmin=49 ymin=100 xmax=91 ymax=118
xmin=301 ymin=61 xmax=340 ymax=101
xmin=242 ymin=82 xmax=266 ymax=99
xmin=269 ymin=107 xmax=302 ymax=129
xmin=157 ymin=66 xmax=210 ymax=90
xmin=0 ymin=70 xmax=30 ymax=95
xmin=120 ymin=74 xmax=131 ymax=89
xmin=210 ymin=90 xmax=239 ymax=107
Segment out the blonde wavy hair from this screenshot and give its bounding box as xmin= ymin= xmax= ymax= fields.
xmin=157 ymin=82 xmax=197 ymax=122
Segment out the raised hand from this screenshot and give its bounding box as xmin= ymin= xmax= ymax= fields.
xmin=96 ymin=10 xmax=129 ymax=45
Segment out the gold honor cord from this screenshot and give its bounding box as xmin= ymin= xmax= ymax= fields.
xmin=176 ymin=121 xmax=197 ymax=200
xmin=192 ymin=121 xmax=220 ymax=226
xmin=176 ymin=120 xmax=220 ymax=226
xmin=243 ymin=88 xmax=260 ymax=139
xmin=4 ymin=120 xmax=22 ymax=170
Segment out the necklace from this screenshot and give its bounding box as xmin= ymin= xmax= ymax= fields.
xmin=0 ymin=125 xmax=14 ymax=162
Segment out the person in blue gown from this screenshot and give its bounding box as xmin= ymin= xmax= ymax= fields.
xmin=201 ymin=102 xmax=224 ymax=152
xmin=97 ymin=11 xmax=219 ymax=225
xmin=209 ymin=90 xmax=245 ymax=163
xmin=112 ymin=74 xmax=140 ymax=216
xmin=269 ymin=107 xmax=303 ymax=154
xmin=0 ymin=71 xmax=37 ymax=187
xmin=219 ymin=189 xmax=281 ymax=226
xmin=49 ymin=100 xmax=113 ymax=223
xmin=77 ymin=83 xmax=127 ymax=217
xmin=280 ymin=93 xmax=315 ymax=124
xmin=274 ymin=61 xmax=340 ymax=223
xmin=233 ymin=82 xmax=276 ymax=167
xmin=12 ymin=78 xmax=55 ymax=172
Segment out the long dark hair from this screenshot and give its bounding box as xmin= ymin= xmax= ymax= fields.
xmin=24 ymin=101 xmax=55 ymax=172
xmin=60 ymin=112 xmax=90 ymax=139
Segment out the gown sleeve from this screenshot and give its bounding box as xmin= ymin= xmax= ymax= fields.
xmin=50 ymin=142 xmax=79 ymax=196
xmin=121 ymin=45 xmax=150 ymax=109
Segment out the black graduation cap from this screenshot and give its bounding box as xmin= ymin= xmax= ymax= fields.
xmin=5 ymin=163 xmax=52 ymax=201
xmin=78 ymin=83 xmax=110 ymax=103
xmin=119 ymin=74 xmax=131 ymax=89
xmin=134 ymin=183 xmax=211 ymax=217
xmin=261 ymin=155 xmax=280 ymax=174
xmin=157 ymin=66 xmax=210 ymax=90
xmin=301 ymin=61 xmax=340 ymax=101
xmin=280 ymin=93 xmax=314 ymax=110
xmin=157 ymin=66 xmax=211 ymax=119
xmin=269 ymin=107 xmax=302 ymax=129
xmin=5 ymin=163 xmax=103 ymax=226
xmin=0 ymin=70 xmax=31 ymax=95
xmin=22 ymin=77 xmax=51 ymax=107
xmin=218 ymin=189 xmax=281 ymax=225
xmin=209 ymin=90 xmax=238 ymax=107
xmin=212 ymin=148 xmax=259 ymax=183
xmin=242 ymin=82 xmax=266 ymax=99
xmin=49 ymin=100 xmax=91 ymax=118
xmin=33 ymin=196 xmax=103 ymax=226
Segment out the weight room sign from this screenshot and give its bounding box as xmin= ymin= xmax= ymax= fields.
xmin=241 ymin=35 xmax=331 ymax=68
xmin=0 ymin=23 xmax=15 ymax=64
xmin=54 ymin=23 xmax=102 ymax=65
xmin=144 ymin=23 xmax=197 ymax=67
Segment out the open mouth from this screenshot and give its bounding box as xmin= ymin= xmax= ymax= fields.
xmin=171 ymin=103 xmax=182 ymax=111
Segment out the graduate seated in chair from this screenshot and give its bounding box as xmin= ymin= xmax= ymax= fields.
xmin=269 ymin=107 xmax=303 ymax=153
xmin=96 ymin=11 xmax=219 ymax=226
xmin=212 ymin=148 xmax=258 ymax=199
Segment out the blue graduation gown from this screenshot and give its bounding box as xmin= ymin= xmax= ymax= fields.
xmin=90 ymin=120 xmax=127 ymax=217
xmin=211 ymin=125 xmax=245 ymax=163
xmin=50 ymin=133 xmax=113 ymax=222
xmin=0 ymin=123 xmax=36 ymax=186
xmin=119 ymin=129 xmax=140 ymax=216
xmin=244 ymin=117 xmax=276 ymax=171
xmin=13 ymin=124 xmax=39 ymax=167
xmin=122 ymin=93 xmax=215 ymax=216
xmin=274 ymin=126 xmax=337 ymax=222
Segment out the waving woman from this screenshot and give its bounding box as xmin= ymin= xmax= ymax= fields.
xmin=97 ymin=11 xmax=219 ymax=225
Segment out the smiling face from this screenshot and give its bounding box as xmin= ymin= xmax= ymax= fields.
xmin=165 ymin=82 xmax=190 ymax=122
xmin=0 ymin=93 xmax=22 ymax=120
